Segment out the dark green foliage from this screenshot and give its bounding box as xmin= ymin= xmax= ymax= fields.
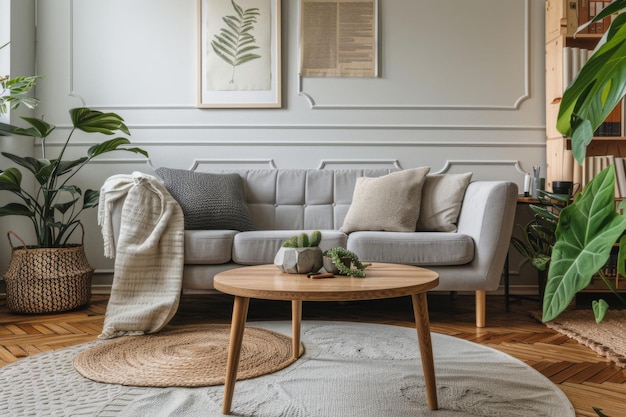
xmin=0 ymin=108 xmax=148 ymax=247
xmin=511 ymin=191 xmax=570 ymax=272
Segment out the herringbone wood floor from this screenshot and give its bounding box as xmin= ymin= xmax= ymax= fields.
xmin=1 ymin=293 xmax=625 ymax=417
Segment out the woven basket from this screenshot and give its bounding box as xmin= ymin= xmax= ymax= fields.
xmin=3 ymin=231 xmax=94 ymax=314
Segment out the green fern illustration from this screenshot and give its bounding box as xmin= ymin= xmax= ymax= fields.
xmin=211 ymin=0 xmax=262 ymax=84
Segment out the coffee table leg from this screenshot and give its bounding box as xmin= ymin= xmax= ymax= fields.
xmin=291 ymin=300 xmax=302 ymax=359
xmin=222 ymin=295 xmax=250 ymax=415
xmin=411 ymin=292 xmax=438 ymax=410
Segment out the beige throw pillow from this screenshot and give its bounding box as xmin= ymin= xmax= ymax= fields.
xmin=340 ymin=167 xmax=430 ymax=233
xmin=416 ymin=172 xmax=473 ymax=232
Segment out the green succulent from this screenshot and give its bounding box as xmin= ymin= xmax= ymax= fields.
xmin=323 ymin=247 xmax=370 ymax=278
xmin=281 ymin=231 xmax=322 ymax=248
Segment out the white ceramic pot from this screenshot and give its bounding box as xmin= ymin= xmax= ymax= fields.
xmin=274 ymin=247 xmax=323 ymax=274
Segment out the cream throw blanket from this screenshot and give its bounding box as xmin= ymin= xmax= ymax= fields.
xmin=98 ymin=172 xmax=184 ymax=339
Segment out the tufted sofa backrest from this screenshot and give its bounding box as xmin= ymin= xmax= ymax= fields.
xmin=211 ymin=169 xmax=395 ymax=231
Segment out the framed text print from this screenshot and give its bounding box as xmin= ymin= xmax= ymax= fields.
xmin=198 ymin=0 xmax=281 ymax=108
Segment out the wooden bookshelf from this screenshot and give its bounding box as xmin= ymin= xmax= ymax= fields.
xmin=544 ymin=0 xmax=626 ymax=192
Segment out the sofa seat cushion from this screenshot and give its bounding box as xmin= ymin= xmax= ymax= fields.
xmin=232 ymin=230 xmax=347 ymax=265
xmin=346 ymin=231 xmax=474 ymax=266
xmin=184 ymin=230 xmax=238 ymax=264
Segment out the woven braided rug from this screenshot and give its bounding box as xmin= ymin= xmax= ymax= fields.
xmin=73 ymin=324 xmax=302 ymax=387
xmin=532 ymin=309 xmax=626 ymax=368
xmin=0 ymin=321 xmax=574 ymax=417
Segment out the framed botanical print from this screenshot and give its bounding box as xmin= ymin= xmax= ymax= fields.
xmin=198 ymin=0 xmax=281 ymax=108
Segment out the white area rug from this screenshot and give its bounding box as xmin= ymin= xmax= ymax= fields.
xmin=0 ymin=321 xmax=574 ymax=417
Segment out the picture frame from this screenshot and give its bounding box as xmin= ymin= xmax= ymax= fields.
xmin=197 ymin=0 xmax=281 ymax=108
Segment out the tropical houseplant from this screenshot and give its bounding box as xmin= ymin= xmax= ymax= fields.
xmin=511 ymin=191 xmax=570 ymax=272
xmin=511 ymin=191 xmax=571 ymax=301
xmin=0 ymin=42 xmax=41 ymax=115
xmin=543 ymin=0 xmax=626 ymax=324
xmin=0 ymin=108 xmax=148 ymax=247
xmin=0 ymin=82 xmax=148 ymax=311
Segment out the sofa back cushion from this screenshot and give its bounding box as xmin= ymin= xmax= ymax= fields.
xmin=212 ymin=168 xmax=395 ymax=230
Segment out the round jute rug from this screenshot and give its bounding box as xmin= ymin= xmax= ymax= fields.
xmin=73 ymin=324 xmax=304 ymax=387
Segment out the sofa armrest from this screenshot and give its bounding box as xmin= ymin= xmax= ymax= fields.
xmin=432 ymin=181 xmax=518 ymax=292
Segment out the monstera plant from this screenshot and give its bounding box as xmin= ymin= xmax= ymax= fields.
xmin=544 ymin=0 xmax=626 ymax=323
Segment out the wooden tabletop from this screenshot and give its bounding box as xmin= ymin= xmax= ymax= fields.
xmin=214 ymin=262 xmax=439 ymax=301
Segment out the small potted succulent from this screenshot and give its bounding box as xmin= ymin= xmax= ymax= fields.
xmin=274 ymin=231 xmax=323 ymax=274
xmin=323 ymin=247 xmax=369 ymax=278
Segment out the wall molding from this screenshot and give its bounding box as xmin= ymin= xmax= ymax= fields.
xmin=190 ymin=159 xmax=277 ymax=170
xmin=437 ymin=160 xmax=528 ymax=175
xmin=68 ymin=0 xmax=531 ymax=112
xmin=298 ymin=0 xmax=530 ymax=110
xmin=44 ymin=123 xmax=547 ymax=131
xmin=46 ymin=140 xmax=546 ymax=148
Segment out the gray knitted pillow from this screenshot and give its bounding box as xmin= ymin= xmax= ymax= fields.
xmin=155 ymin=168 xmax=255 ymax=231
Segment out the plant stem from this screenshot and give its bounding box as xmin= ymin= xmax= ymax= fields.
xmin=597 ymin=271 xmax=626 ymax=306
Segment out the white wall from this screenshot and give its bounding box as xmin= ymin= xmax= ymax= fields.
xmin=3 ymin=0 xmax=546 ymax=292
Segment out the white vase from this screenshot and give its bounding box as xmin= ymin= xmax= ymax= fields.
xmin=274 ymin=247 xmax=323 ymax=274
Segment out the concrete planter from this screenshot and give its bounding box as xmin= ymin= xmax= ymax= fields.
xmin=273 ymin=247 xmax=323 ymax=274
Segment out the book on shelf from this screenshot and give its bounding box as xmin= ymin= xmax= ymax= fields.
xmin=579 ymin=154 xmax=626 ymax=197
xmin=594 ymin=101 xmax=624 ymax=136
xmin=580 ymin=1 xmax=615 ymax=35
xmin=562 ymin=47 xmax=592 ymax=91
xmin=615 ymin=156 xmax=626 ymax=197
xmin=588 ymin=1 xmax=608 ymax=34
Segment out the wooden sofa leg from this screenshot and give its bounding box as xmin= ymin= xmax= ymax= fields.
xmin=475 ymin=290 xmax=486 ymax=328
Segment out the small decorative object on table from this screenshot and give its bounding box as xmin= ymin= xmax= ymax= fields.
xmin=323 ymin=247 xmax=370 ymax=277
xmin=274 ymin=231 xmax=323 ymax=274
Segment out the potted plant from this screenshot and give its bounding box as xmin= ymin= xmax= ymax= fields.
xmin=0 ymin=101 xmax=149 ymax=312
xmin=510 ymin=191 xmax=571 ymax=300
xmin=544 ymin=0 xmax=626 ymax=326
xmin=323 ymin=247 xmax=369 ymax=277
xmin=274 ymin=231 xmax=323 ymax=274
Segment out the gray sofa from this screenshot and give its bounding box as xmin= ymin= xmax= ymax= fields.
xmin=110 ymin=167 xmax=518 ymax=328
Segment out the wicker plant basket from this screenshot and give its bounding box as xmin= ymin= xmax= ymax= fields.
xmin=3 ymin=231 xmax=93 ymax=314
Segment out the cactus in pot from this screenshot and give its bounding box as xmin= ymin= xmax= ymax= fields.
xmin=274 ymin=231 xmax=323 ymax=274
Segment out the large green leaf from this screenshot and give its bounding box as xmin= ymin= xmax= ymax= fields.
xmin=18 ymin=117 xmax=56 ymax=138
xmin=55 ymin=157 xmax=89 ymax=176
xmin=543 ymin=166 xmax=626 ymax=321
xmin=557 ymin=0 xmax=626 ymax=163
xmin=0 ymin=202 xmax=34 ymax=217
xmin=1 ymin=152 xmax=49 ymax=177
xmin=0 ymin=119 xmax=53 ymax=138
xmin=87 ymin=137 xmax=148 ymax=158
xmin=0 ymin=167 xmax=22 ymax=191
xmin=83 ymin=189 xmax=99 ymax=209
xmin=70 ymin=108 xmax=130 ymax=135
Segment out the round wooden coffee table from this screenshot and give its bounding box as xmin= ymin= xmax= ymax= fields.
xmin=214 ymin=262 xmax=440 ymax=414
